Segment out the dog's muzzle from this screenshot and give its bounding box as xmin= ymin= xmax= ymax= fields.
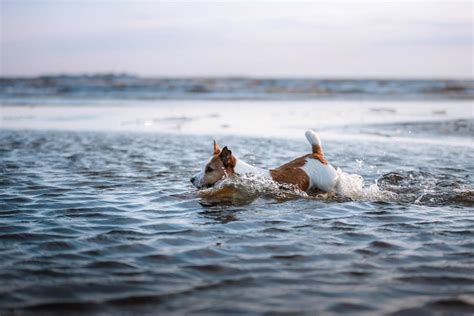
xmin=191 ymin=176 xmax=204 ymax=188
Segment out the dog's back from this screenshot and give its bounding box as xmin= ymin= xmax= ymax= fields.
xmin=270 ymin=130 xmax=338 ymax=192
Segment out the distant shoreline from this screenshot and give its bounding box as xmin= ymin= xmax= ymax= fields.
xmin=1 ymin=75 xmax=473 ymax=102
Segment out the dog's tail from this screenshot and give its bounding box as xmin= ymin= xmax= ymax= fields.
xmin=305 ymin=130 xmax=327 ymax=163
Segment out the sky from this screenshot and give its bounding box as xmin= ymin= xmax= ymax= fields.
xmin=1 ymin=0 xmax=472 ymax=78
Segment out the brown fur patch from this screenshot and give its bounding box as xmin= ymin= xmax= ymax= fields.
xmin=311 ymin=145 xmax=328 ymax=165
xmin=270 ymin=155 xmax=312 ymax=191
xmin=199 ymin=148 xmax=237 ymax=188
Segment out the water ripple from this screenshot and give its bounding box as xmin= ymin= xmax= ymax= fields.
xmin=1 ymin=129 xmax=473 ymax=315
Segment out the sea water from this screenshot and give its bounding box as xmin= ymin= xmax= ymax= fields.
xmin=1 ymin=97 xmax=473 ymax=315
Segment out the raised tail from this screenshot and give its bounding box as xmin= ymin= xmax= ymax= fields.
xmin=305 ymin=130 xmax=328 ymax=164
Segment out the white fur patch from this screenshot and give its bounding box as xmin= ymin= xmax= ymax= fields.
xmin=305 ymin=130 xmax=321 ymax=146
xmin=300 ymin=158 xmax=338 ymax=192
xmin=235 ymin=159 xmax=271 ymax=178
xmin=192 ymin=157 xmax=212 ymax=187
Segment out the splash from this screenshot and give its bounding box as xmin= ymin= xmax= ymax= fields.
xmin=378 ymin=170 xmax=474 ymax=206
xmin=197 ymin=167 xmax=473 ymax=206
xmin=335 ymin=168 xmax=395 ymax=201
xmin=198 ymin=173 xmax=309 ymax=205
xmin=198 ymin=169 xmax=395 ymax=205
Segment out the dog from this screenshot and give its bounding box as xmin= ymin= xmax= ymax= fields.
xmin=190 ymin=130 xmax=338 ymax=193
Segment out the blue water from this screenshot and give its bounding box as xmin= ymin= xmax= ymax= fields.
xmin=1 ymin=75 xmax=473 ymax=104
xmin=1 ymin=127 xmax=473 ymax=315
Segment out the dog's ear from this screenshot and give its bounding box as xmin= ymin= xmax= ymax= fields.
xmin=213 ymin=140 xmax=221 ymax=155
xmin=219 ymin=146 xmax=235 ymax=168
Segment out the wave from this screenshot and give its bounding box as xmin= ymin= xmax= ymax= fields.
xmin=1 ymin=75 xmax=473 ymax=102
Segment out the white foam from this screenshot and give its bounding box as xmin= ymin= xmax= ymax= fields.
xmin=335 ymin=168 xmax=394 ymax=201
xmin=203 ymin=173 xmax=309 ymax=201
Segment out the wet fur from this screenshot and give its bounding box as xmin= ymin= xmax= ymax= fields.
xmin=191 ymin=130 xmax=337 ymax=194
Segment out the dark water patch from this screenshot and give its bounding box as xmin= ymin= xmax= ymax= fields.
xmin=397 ymin=275 xmax=474 ymax=285
xmin=0 ymin=224 xmax=30 ymax=233
xmin=399 ymin=265 xmax=474 ymax=276
xmin=341 ymin=270 xmax=372 ymax=278
xmin=0 ymin=232 xmax=70 ymax=242
xmin=389 ymin=298 xmax=474 ymax=316
xmin=0 ymin=210 xmax=22 ymax=216
xmin=355 ymin=248 xmax=378 ymax=257
xmin=36 ymin=241 xmax=77 ymax=252
xmin=328 ymin=301 xmax=376 ymax=313
xmin=458 ymin=242 xmax=474 ymax=250
xmin=426 ymin=298 xmax=474 ymax=313
xmin=20 ymin=268 xmax=73 ymax=278
xmin=42 ymin=226 xmax=83 ymax=236
xmin=139 ymin=223 xmax=190 ymax=233
xmin=262 ymin=227 xmax=289 ymax=233
xmin=103 ymin=243 xmax=156 ymax=256
xmin=440 ymin=229 xmax=474 ymax=236
xmin=369 ymin=240 xmax=400 ymax=249
xmin=1 ymin=196 xmax=35 ymax=204
xmin=86 ymin=260 xmax=138 ymax=270
xmin=184 ymin=264 xmax=242 ymax=275
xmin=19 ymin=301 xmax=101 ymax=315
xmin=180 ymin=248 xmax=227 ymax=261
xmin=104 ymin=229 xmax=152 ymax=238
xmin=272 ymin=254 xmax=309 ymax=261
xmin=140 ymin=254 xmax=185 ymax=265
xmin=338 ymin=232 xmax=375 ymax=241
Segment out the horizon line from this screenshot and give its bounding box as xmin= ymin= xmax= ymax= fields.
xmin=1 ymin=72 xmax=473 ymax=81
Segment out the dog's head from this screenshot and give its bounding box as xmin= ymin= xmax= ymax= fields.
xmin=190 ymin=140 xmax=236 ymax=189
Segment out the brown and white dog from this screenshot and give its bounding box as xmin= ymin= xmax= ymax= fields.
xmin=190 ymin=130 xmax=338 ymax=193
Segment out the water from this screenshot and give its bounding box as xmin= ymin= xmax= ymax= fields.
xmin=1 ymin=121 xmax=473 ymax=315
xmin=1 ymin=75 xmax=473 ymax=104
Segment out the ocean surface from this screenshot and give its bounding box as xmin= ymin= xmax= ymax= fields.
xmin=1 ymin=75 xmax=473 ymax=103
xmin=1 ymin=80 xmax=474 ymax=315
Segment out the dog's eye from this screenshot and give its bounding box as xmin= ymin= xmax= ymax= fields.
xmin=206 ymin=166 xmax=214 ymax=173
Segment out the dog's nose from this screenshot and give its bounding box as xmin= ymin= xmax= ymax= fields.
xmin=190 ymin=176 xmax=196 ymax=184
